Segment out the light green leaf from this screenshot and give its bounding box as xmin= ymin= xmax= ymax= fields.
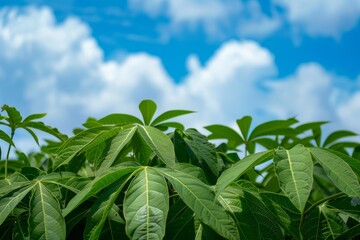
xmin=0 ymin=184 xmax=35 ymax=225
xmin=236 ymin=116 xmax=252 ymax=140
xmin=216 ymin=150 xmax=273 ymax=195
xmin=274 ymin=144 xmax=313 ymax=211
xmin=137 ymin=125 xmax=175 ymax=167
xmin=0 ymin=130 xmax=15 ymax=147
xmin=139 ymin=99 xmax=157 ymax=125
xmin=97 ymin=126 xmax=137 ymax=174
xmin=23 ymin=113 xmax=47 ymax=122
xmin=323 ymin=130 xmax=357 ymax=147
xmin=97 ymin=114 xmax=142 ymax=125
xmin=124 ymin=167 xmax=169 ymax=240
xmin=29 ymin=182 xmax=65 ymax=240
xmin=63 ymin=165 xmax=140 ymax=216
xmin=20 ymin=121 xmax=67 ymax=141
xmin=151 ymin=110 xmax=194 ymax=126
xmin=310 ymin=148 xmax=360 ymax=197
xmin=53 ymin=126 xmax=116 ymax=169
xmin=84 ymin=178 xmax=128 ymax=240
xmin=159 ymin=168 xmax=239 ymax=240
xmin=249 ymin=118 xmax=298 ymax=140
xmin=204 ymin=124 xmax=244 ymax=149
xmin=2 ymin=105 xmax=22 ymax=126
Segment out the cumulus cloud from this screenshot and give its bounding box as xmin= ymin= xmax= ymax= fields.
xmin=275 ymin=0 xmax=360 ymax=37
xmin=1 ymin=5 xmax=360 ymax=144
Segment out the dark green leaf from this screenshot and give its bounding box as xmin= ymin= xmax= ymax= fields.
xmin=249 ymin=118 xmax=298 ymax=140
xmin=23 ymin=113 xmax=47 ymax=122
xmin=323 ymin=130 xmax=358 ymax=147
xmin=97 ymin=114 xmax=142 ymax=125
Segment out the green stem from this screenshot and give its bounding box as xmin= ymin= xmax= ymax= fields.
xmin=5 ymin=129 xmax=15 ymax=178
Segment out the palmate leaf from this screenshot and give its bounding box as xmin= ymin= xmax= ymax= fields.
xmin=84 ymin=178 xmax=128 ymax=240
xmin=137 ymin=125 xmax=175 ymax=167
xmin=29 ymin=182 xmax=65 ymax=240
xmin=63 ymin=165 xmax=141 ymax=217
xmin=216 ymin=150 xmax=274 ymax=195
xmin=139 ymin=99 xmax=157 ymax=125
xmin=310 ymin=148 xmax=360 ymax=197
xmin=0 ymin=184 xmax=35 ymax=225
xmin=274 ymin=144 xmax=313 ymax=211
xmin=124 ymin=167 xmax=169 ymax=240
xmin=159 ymin=168 xmax=239 ymax=240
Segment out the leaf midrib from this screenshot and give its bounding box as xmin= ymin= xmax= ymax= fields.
xmin=286 ymin=150 xmax=302 ymax=209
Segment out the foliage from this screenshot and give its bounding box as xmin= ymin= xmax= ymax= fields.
xmin=1 ymin=99 xmax=360 ymax=239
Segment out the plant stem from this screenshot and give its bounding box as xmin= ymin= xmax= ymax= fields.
xmin=5 ymin=129 xmax=15 ymax=178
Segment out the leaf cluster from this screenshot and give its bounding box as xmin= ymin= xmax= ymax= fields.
xmin=1 ymin=100 xmax=360 ymax=239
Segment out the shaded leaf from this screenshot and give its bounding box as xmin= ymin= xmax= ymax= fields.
xmin=236 ymin=116 xmax=252 ymax=140
xmin=151 ymin=110 xmax=194 ymax=126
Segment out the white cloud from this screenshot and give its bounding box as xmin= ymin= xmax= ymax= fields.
xmin=1 ymin=4 xmax=360 ymax=153
xmin=128 ymin=0 xmax=280 ymax=39
xmin=275 ymin=0 xmax=360 ymax=37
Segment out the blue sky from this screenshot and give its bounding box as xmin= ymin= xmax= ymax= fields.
xmin=1 ymin=0 xmax=360 ymax=150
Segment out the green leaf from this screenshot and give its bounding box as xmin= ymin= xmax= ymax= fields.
xmin=295 ymin=121 xmax=329 ymax=133
xmin=159 ymin=168 xmax=239 ymax=240
xmin=249 ymin=118 xmax=298 ymax=140
xmin=52 ymin=127 xmax=113 ymax=169
xmin=139 ymin=99 xmax=157 ymax=125
xmin=154 ymin=122 xmax=185 ymax=131
xmin=323 ymin=130 xmax=358 ymax=147
xmin=2 ymin=105 xmax=22 ymax=126
xmin=151 ymin=110 xmax=194 ymax=126
xmin=20 ymin=121 xmax=67 ymax=141
xmin=310 ymin=148 xmax=360 ymax=197
xmin=63 ymin=165 xmax=140 ymax=216
xmin=335 ymin=224 xmax=360 ymax=240
xmin=216 ymin=150 xmax=273 ymax=195
xmin=97 ymin=126 xmax=137 ymax=174
xmin=321 ymin=204 xmax=347 ymax=239
xmin=236 ymin=116 xmax=252 ymax=140
xmin=29 ymin=182 xmax=65 ymax=240
xmin=23 ymin=113 xmax=47 ymax=122
xmin=183 ymin=128 xmax=219 ymax=177
xmin=137 ymin=125 xmax=175 ymax=167
xmin=274 ymin=144 xmax=313 ymax=211
xmin=84 ymin=178 xmax=127 ymax=240
xmin=260 ymin=192 xmax=302 ymax=239
xmin=0 ymin=129 xmax=15 ymax=146
xmin=97 ymin=114 xmax=142 ymax=125
xmin=204 ymin=124 xmax=244 ymax=149
xmin=0 ymin=184 xmax=35 ymax=225
xmin=124 ymin=167 xmax=169 ymax=240
xmin=239 ymin=191 xmax=284 ymax=240
xmin=302 ymin=206 xmax=323 ymax=240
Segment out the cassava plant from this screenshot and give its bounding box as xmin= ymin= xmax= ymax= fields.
xmin=0 ymin=99 xmax=360 ymax=240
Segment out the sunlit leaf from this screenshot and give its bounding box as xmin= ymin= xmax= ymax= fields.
xmin=151 ymin=110 xmax=194 ymax=126
xmin=159 ymin=168 xmax=239 ymax=240
xmin=139 ymin=99 xmax=157 ymax=125
xmin=137 ymin=125 xmax=175 ymax=167
xmin=124 ymin=167 xmax=169 ymax=240
xmin=29 ymin=182 xmax=65 ymax=240
xmin=274 ymin=144 xmax=313 ymax=211
xmin=310 ymin=148 xmax=360 ymax=197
